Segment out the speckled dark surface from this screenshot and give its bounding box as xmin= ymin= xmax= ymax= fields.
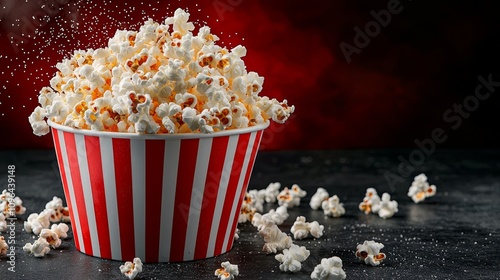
xmin=1 ymin=149 xmax=499 ymax=279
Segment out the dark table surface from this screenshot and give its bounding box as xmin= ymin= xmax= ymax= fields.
xmin=0 ymin=149 xmax=499 ymax=279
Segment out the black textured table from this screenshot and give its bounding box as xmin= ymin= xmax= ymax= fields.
xmin=1 ymin=149 xmax=499 ymax=279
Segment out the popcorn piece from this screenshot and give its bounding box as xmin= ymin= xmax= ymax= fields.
xmin=359 ymin=187 xmax=381 ymax=214
xmin=246 ymin=189 xmax=265 ymax=213
xmin=215 ymin=261 xmax=239 ymax=280
xmin=259 ymin=224 xmax=293 ymax=254
xmin=355 ymin=240 xmax=386 ymax=266
xmin=0 ymin=213 xmax=6 ymax=232
xmin=51 ymin=223 xmax=70 ymax=239
xmin=0 ymin=189 xmax=27 ymax=217
xmin=234 ymin=228 xmax=240 ymax=240
xmin=290 ymin=184 xmax=307 ymax=199
xmin=120 ymin=257 xmax=143 ymax=280
xmin=258 ymin=182 xmax=281 ymax=203
xmin=23 ymin=238 xmax=51 ymax=257
xmin=322 ymin=195 xmax=345 ymax=218
xmin=277 ymin=185 xmax=305 ymax=208
xmin=408 ymin=173 xmax=437 ymax=203
xmin=310 ymin=187 xmax=329 ymax=210
xmin=238 ymin=202 xmax=256 ymax=224
xmin=290 ymin=216 xmax=324 ymax=240
xmin=45 ymin=196 xmax=71 ymax=223
xmin=310 ymin=256 xmax=346 ymax=280
xmin=275 ymin=244 xmax=310 ymax=273
xmin=372 ymin=193 xmax=398 ymax=219
xmin=0 ymin=236 xmax=7 ymax=256
xmin=39 ymin=228 xmax=62 ymax=249
xmin=24 ymin=211 xmax=51 ymax=235
xmin=251 ymin=205 xmax=289 ymax=231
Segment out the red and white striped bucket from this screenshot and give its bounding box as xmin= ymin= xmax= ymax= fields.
xmin=48 ymin=120 xmax=268 ymax=262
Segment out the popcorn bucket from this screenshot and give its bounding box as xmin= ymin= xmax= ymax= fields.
xmin=48 ymin=120 xmax=268 ymax=262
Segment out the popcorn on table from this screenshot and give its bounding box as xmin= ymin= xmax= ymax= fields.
xmin=355 ymin=240 xmax=386 ymax=266
xmin=290 ymin=216 xmax=324 ymax=240
xmin=23 ymin=238 xmax=51 ymax=257
xmin=120 ymin=257 xmax=143 ymax=280
xmin=252 ymin=205 xmax=289 ymax=231
xmin=259 ymin=224 xmax=293 ymax=254
xmin=0 ymin=236 xmax=7 ymax=256
xmin=29 ymin=8 xmax=294 ymax=136
xmin=372 ymin=193 xmax=398 ymax=219
xmin=258 ymin=182 xmax=281 ymax=204
xmin=277 ymin=184 xmax=306 ymax=208
xmin=408 ymin=173 xmax=437 ymax=203
xmin=0 ymin=189 xmax=26 ymax=217
xmin=39 ymin=228 xmax=62 ymax=249
xmin=358 ymin=187 xmax=381 ymax=214
xmin=0 ymin=213 xmax=6 ymax=232
xmin=275 ymin=244 xmax=310 ymax=273
xmin=322 ymin=195 xmax=345 ymax=218
xmin=310 ymin=187 xmax=329 ymax=210
xmin=45 ymin=196 xmax=71 ymax=223
xmin=215 ymin=261 xmax=239 ymax=280
xmin=51 ymin=223 xmax=70 ymax=239
xmin=24 ymin=210 xmax=51 ymax=235
xmin=310 ymin=256 xmax=346 ymax=280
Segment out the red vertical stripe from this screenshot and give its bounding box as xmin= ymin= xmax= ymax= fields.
xmin=51 ymin=129 xmax=80 ymax=251
xmin=113 ymin=138 xmax=135 ymax=260
xmin=63 ymin=131 xmax=93 ymax=256
xmin=145 ymin=139 xmax=165 ymax=262
xmin=84 ymin=135 xmax=112 ymax=259
xmin=213 ymin=133 xmax=251 ymax=256
xmin=193 ymin=136 xmax=229 ymax=260
xmin=170 ymin=138 xmax=199 ymax=261
xmin=226 ymin=131 xmax=263 ymax=251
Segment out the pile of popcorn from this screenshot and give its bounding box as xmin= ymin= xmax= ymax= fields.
xmin=29 ymin=8 xmax=294 ymax=136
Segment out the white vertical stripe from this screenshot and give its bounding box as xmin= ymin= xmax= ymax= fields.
xmin=158 ymin=139 xmax=180 ymax=262
xmin=130 ymin=139 xmax=146 ymax=260
xmin=183 ymin=138 xmax=212 ymax=261
xmin=222 ymin=132 xmax=257 ymax=251
xmin=57 ymin=130 xmax=85 ymax=253
xmin=100 ymin=137 xmax=122 ymax=260
xmin=75 ymin=134 xmax=101 ymax=257
xmin=206 ymin=135 xmax=239 ymax=258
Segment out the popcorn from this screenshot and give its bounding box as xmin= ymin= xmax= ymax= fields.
xmin=310 ymin=187 xmax=329 ymax=210
xmin=275 ymin=244 xmax=310 ymax=273
xmin=23 ymin=238 xmax=51 ymax=257
xmin=0 ymin=236 xmax=7 ymax=256
xmin=290 ymin=216 xmax=324 ymax=240
xmin=234 ymin=228 xmax=240 ymax=240
xmin=51 ymin=223 xmax=70 ymax=239
xmin=30 ymin=8 xmax=294 ymax=136
xmin=289 ymin=184 xmax=307 ymax=199
xmin=277 ymin=184 xmax=306 ymax=208
xmin=39 ymin=228 xmax=62 ymax=249
xmin=246 ymin=189 xmax=265 ymax=213
xmin=238 ymin=202 xmax=256 ymax=224
xmin=358 ymin=187 xmax=380 ymax=214
xmin=259 ymin=224 xmax=293 ymax=254
xmin=215 ymin=261 xmax=239 ymax=280
xmin=24 ymin=211 xmax=51 ymax=235
xmin=0 ymin=214 xmax=6 ymax=232
xmin=355 ymin=240 xmax=386 ymax=266
xmin=408 ymin=173 xmax=437 ymax=203
xmin=0 ymin=189 xmax=26 ymax=217
xmin=120 ymin=257 xmax=143 ymax=280
xmin=310 ymin=256 xmax=346 ymax=280
xmin=45 ymin=196 xmax=71 ymax=223
xmin=322 ymin=195 xmax=345 ymax=218
xmin=372 ymin=193 xmax=398 ymax=219
xmin=251 ymin=205 xmax=289 ymax=231
xmin=258 ymin=182 xmax=281 ymax=204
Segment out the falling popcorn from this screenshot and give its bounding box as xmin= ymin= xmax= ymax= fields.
xmin=275 ymin=244 xmax=310 ymax=273
xmin=215 ymin=261 xmax=239 ymax=280
xmin=120 ymin=257 xmax=143 ymax=280
xmin=259 ymin=224 xmax=293 ymax=254
xmin=310 ymin=187 xmax=329 ymax=210
xmin=355 ymin=240 xmax=386 ymax=266
xmin=372 ymin=193 xmax=398 ymax=219
xmin=310 ymin=256 xmax=346 ymax=280
xmin=358 ymin=187 xmax=381 ymax=214
xmin=290 ymin=216 xmax=324 ymax=240
xmin=408 ymin=173 xmax=437 ymax=203
xmin=322 ymin=195 xmax=346 ymax=218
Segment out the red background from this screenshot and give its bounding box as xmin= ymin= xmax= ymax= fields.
xmin=1 ymin=0 xmax=499 ymax=151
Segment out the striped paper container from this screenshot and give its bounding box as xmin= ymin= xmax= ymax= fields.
xmin=48 ymin=120 xmax=268 ymax=262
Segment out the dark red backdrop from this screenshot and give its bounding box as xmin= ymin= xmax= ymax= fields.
xmin=1 ymin=0 xmax=499 ymax=150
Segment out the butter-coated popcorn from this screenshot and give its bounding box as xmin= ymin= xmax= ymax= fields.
xmin=310 ymin=187 xmax=329 ymax=210
xmin=120 ymin=257 xmax=143 ymax=280
xmin=259 ymin=224 xmax=293 ymax=254
xmin=408 ymin=173 xmax=437 ymax=203
xmin=215 ymin=261 xmax=239 ymax=280
xmin=30 ymin=8 xmax=294 ymax=136
xmin=290 ymin=216 xmax=324 ymax=240
xmin=372 ymin=193 xmax=398 ymax=219
xmin=322 ymin=195 xmax=345 ymax=218
xmin=275 ymin=244 xmax=310 ymax=273
xmin=355 ymin=240 xmax=386 ymax=266
xmin=23 ymin=238 xmax=51 ymax=257
xmin=310 ymin=256 xmax=346 ymax=280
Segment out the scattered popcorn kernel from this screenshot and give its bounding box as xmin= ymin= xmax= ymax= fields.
xmin=0 ymin=189 xmax=27 ymax=217
xmin=39 ymin=228 xmax=62 ymax=249
xmin=252 ymin=205 xmax=289 ymax=231
xmin=322 ymin=195 xmax=345 ymax=218
xmin=358 ymin=187 xmax=381 ymax=214
xmin=246 ymin=189 xmax=265 ymax=213
xmin=408 ymin=173 xmax=437 ymax=203
xmin=23 ymin=238 xmax=51 ymax=257
xmin=310 ymin=187 xmax=329 ymax=210
xmin=258 ymin=182 xmax=281 ymax=204
xmin=0 ymin=236 xmax=7 ymax=256
xmin=277 ymin=185 xmax=304 ymax=208
xmin=259 ymin=224 xmax=293 ymax=254
xmin=45 ymin=196 xmax=71 ymax=223
xmin=310 ymin=256 xmax=346 ymax=280
xmin=51 ymin=223 xmax=70 ymax=239
xmin=215 ymin=261 xmax=239 ymax=280
xmin=0 ymin=214 xmax=6 ymax=232
xmin=120 ymin=257 xmax=143 ymax=280
xmin=238 ymin=201 xmax=256 ymax=224
xmin=24 ymin=211 xmax=51 ymax=235
xmin=355 ymin=240 xmax=386 ymax=266
xmin=372 ymin=193 xmax=398 ymax=219
xmin=234 ymin=228 xmax=240 ymax=240
xmin=290 ymin=216 xmax=324 ymax=240
xmin=275 ymin=244 xmax=310 ymax=273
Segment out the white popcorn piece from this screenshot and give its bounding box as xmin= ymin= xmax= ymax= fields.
xmin=0 ymin=236 xmax=7 ymax=256
xmin=251 ymin=205 xmax=289 ymax=231
xmin=290 ymin=216 xmax=325 ymax=240
xmin=0 ymin=213 xmax=6 ymax=232
xmin=238 ymin=202 xmax=256 ymax=224
xmin=355 ymin=240 xmax=386 ymax=266
xmin=258 ymin=182 xmax=281 ymax=204
xmin=120 ymin=257 xmax=143 ymax=280
xmin=234 ymin=228 xmax=240 ymax=240
xmin=215 ymin=261 xmax=239 ymax=280
xmin=23 ymin=238 xmax=51 ymax=257
xmin=310 ymin=256 xmax=346 ymax=280
xmin=24 ymin=210 xmax=51 ymax=235
xmin=277 ymin=186 xmax=304 ymax=208
xmin=359 ymin=187 xmax=381 ymax=214
xmin=246 ymin=189 xmax=265 ymax=213
xmin=372 ymin=193 xmax=398 ymax=219
xmin=51 ymin=223 xmax=70 ymax=239
xmin=322 ymin=195 xmax=345 ymax=218
xmin=0 ymin=189 xmax=27 ymax=217
xmin=259 ymin=224 xmax=293 ymax=254
xmin=310 ymin=187 xmax=329 ymax=210
xmin=275 ymin=244 xmax=310 ymax=273
xmin=290 ymin=184 xmax=307 ymax=199
xmin=408 ymin=173 xmax=437 ymax=203
xmin=39 ymin=228 xmax=62 ymax=249
xmin=45 ymin=196 xmax=71 ymax=223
